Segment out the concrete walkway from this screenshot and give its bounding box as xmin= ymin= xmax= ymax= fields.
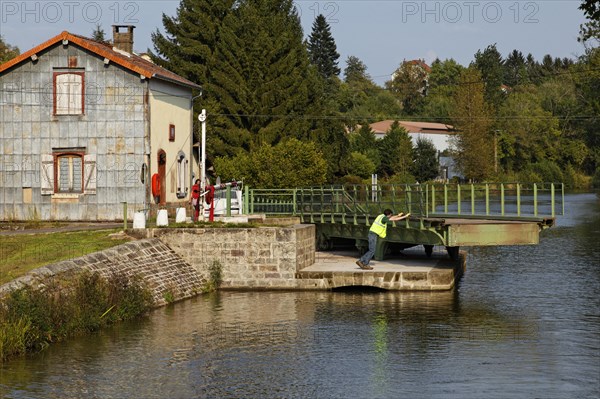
xmin=297 ymin=249 xmax=465 ymax=290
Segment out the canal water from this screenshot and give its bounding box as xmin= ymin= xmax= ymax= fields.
xmin=1 ymin=193 xmax=598 ymax=399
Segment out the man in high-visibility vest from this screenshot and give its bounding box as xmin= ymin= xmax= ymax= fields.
xmin=356 ymin=209 xmax=410 ymax=270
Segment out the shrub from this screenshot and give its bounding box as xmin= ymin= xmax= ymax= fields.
xmin=0 ymin=271 xmax=153 ymax=361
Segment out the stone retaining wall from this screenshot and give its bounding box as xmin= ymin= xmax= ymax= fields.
xmin=0 ymin=239 xmax=205 ymax=306
xmin=144 ymin=225 xmax=316 ymax=289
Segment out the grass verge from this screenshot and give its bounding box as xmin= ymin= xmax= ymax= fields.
xmin=0 ymin=229 xmax=130 ymax=285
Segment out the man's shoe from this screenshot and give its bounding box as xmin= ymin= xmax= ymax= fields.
xmin=356 ymin=260 xmax=373 ymax=270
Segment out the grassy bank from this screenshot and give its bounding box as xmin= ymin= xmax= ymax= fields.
xmin=0 ymin=229 xmax=130 ymax=285
xmin=0 ymin=271 xmax=153 ymax=362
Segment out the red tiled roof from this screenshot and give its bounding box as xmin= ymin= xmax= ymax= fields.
xmin=405 ymin=59 xmax=431 ymax=73
xmin=0 ymin=31 xmax=201 ymax=89
xmin=370 ymin=120 xmax=455 ymax=135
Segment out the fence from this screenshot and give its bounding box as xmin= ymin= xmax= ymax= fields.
xmin=252 ymin=183 xmax=564 ymax=221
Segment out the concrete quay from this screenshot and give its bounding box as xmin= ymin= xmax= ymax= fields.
xmin=297 ymin=250 xmax=466 ymax=291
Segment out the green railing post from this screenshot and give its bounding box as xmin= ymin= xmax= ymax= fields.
xmin=485 ymin=184 xmax=490 ymax=215
xmin=501 ymin=183 xmax=505 ymax=216
xmin=533 ymin=183 xmax=538 ymax=216
xmin=431 ymin=184 xmax=436 ymax=215
xmin=561 ymin=183 xmax=565 ymax=216
xmin=243 ymin=185 xmax=249 ymax=214
xmin=457 ymin=184 xmax=461 ymax=215
xmin=425 ymin=184 xmax=429 ymax=217
xmin=407 ymin=185 xmax=412 ymax=214
xmin=251 ymin=189 xmax=255 ymax=214
xmin=444 ymin=184 xmax=448 ymax=213
xmin=551 ymin=183 xmax=555 ymax=218
xmin=471 ymin=184 xmax=475 ymax=215
xmin=517 ymin=183 xmax=521 ymax=216
xmin=293 ymin=188 xmax=297 ymax=215
xmin=122 ymin=201 xmax=127 ymax=230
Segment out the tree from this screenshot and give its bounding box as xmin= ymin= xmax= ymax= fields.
xmin=386 ymin=60 xmax=429 ymax=115
xmin=579 ymin=0 xmax=600 ymax=43
xmin=92 ymin=24 xmax=106 ymax=42
xmin=422 ymin=58 xmax=464 ymax=122
xmin=307 ymin=14 xmax=340 ymax=80
xmin=349 ymin=124 xmax=380 ymax=171
xmin=208 ymin=0 xmax=316 ymax=152
xmin=451 ymin=67 xmax=494 ymax=180
xmin=213 ymin=138 xmax=327 ymax=188
xmin=411 ymin=137 xmax=439 ymax=182
xmin=473 ymin=44 xmax=505 ymax=111
xmin=496 ymin=85 xmax=562 ymax=172
xmin=151 ymin=0 xmax=233 ymax=87
xmin=377 ymin=121 xmax=413 ymax=177
xmin=0 ymin=36 xmax=19 ymax=63
xmin=344 ymin=55 xmax=371 ymax=85
xmin=344 ymin=152 xmax=376 ymax=179
xmin=504 ymin=50 xmax=528 ymax=87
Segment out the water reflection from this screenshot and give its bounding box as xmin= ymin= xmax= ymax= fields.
xmin=1 ymin=193 xmax=598 ymax=399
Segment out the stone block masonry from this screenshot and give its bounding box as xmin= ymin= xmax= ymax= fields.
xmin=145 ymin=225 xmax=316 ymax=289
xmin=0 ymin=239 xmax=206 ymax=306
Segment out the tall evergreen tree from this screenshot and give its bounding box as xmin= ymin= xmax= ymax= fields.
xmin=377 ymin=121 xmax=413 ymax=177
xmin=451 ymin=67 xmax=494 ymax=181
xmin=473 ymin=44 xmax=505 ymax=111
xmin=150 ymin=0 xmax=234 ymax=89
xmin=504 ymin=49 xmax=528 ymax=87
xmin=411 ymin=137 xmax=439 ymax=182
xmin=307 ymin=14 xmax=340 ymax=80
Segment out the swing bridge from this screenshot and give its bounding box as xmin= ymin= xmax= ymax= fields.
xmin=242 ymin=182 xmax=563 ymax=261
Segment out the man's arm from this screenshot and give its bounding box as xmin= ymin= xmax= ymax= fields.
xmin=388 ymin=212 xmax=410 ymax=222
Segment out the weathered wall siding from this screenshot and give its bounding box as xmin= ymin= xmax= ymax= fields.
xmin=0 ymin=43 xmax=148 ymax=220
xmin=145 ymin=225 xmax=316 ymax=289
xmin=0 ymin=239 xmax=205 ymax=306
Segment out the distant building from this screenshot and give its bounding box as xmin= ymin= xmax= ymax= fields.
xmin=0 ymin=26 xmax=201 ymax=221
xmin=368 ymin=120 xmax=463 ymax=181
xmin=368 ymin=120 xmax=455 ymax=153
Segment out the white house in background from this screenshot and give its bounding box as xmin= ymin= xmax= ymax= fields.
xmin=369 ymin=120 xmax=456 ymax=153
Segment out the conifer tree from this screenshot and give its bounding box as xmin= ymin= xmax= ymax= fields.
xmin=473 ymin=44 xmax=505 ymax=111
xmin=307 ymin=14 xmax=340 ymax=80
xmin=377 ymin=121 xmax=413 ymax=177
xmin=411 ymin=137 xmax=439 ymax=182
xmin=150 ymin=0 xmax=234 ymax=88
xmin=451 ymin=67 xmax=494 ymax=181
xmin=92 ymin=24 xmax=106 ymax=42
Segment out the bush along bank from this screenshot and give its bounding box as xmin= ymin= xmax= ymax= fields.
xmin=0 ymin=271 xmax=154 ymax=362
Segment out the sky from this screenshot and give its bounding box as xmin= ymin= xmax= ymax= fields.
xmin=0 ymin=0 xmax=589 ymax=85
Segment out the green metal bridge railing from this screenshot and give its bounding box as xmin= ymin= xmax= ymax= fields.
xmin=244 ymin=183 xmax=564 ymax=222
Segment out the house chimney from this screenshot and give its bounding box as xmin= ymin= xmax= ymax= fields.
xmin=112 ymin=25 xmax=135 ymax=54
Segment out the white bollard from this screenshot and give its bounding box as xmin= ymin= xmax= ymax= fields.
xmin=175 ymin=207 xmax=186 ymax=223
xmin=156 ymin=209 xmax=169 ymax=226
xmin=133 ymin=211 xmax=146 ymax=229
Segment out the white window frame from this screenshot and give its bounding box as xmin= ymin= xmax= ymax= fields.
xmin=54 ymin=72 xmax=84 ymax=115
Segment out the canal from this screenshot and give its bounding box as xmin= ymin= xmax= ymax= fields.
xmin=1 ymin=193 xmax=598 ymax=398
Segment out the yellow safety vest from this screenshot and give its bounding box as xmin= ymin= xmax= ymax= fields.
xmin=370 ymin=214 xmax=388 ymax=238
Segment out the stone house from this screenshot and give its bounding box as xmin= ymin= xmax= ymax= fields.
xmin=0 ymin=26 xmax=201 ymax=221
